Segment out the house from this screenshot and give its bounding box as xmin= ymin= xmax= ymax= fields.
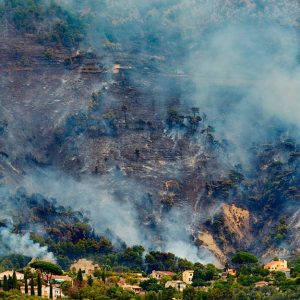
xmin=120 ymin=284 xmax=143 ymax=294
xmin=46 ymin=285 xmax=65 ymax=299
xmin=182 ymin=270 xmax=194 ymax=284
xmin=49 ymin=274 xmax=73 ymax=284
xmin=70 ymin=259 xmax=99 ymax=275
xmin=150 ymin=270 xmax=176 ymax=280
xmin=118 ymin=280 xmax=143 ymax=295
xmin=264 ymin=259 xmax=287 ymax=271
xmin=0 ymin=270 xmax=24 ymax=280
xmin=264 ymin=259 xmax=290 ymax=278
xmin=219 ymin=268 xmax=237 ymax=280
xmin=20 ymin=284 xmax=65 ymax=299
xmin=255 ymin=281 xmax=269 ymax=288
xmin=225 ymin=268 xmax=237 ymax=276
xmin=165 ymin=280 xmax=187 ymax=292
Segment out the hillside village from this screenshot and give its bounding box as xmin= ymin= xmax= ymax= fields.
xmin=0 ymin=254 xmax=300 ymax=299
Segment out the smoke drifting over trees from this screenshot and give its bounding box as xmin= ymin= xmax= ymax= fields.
xmin=0 ymin=0 xmax=299 ymax=265
xmin=0 ymin=227 xmax=55 ymax=261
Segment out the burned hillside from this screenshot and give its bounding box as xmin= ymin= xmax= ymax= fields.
xmin=0 ymin=0 xmax=300 ymax=266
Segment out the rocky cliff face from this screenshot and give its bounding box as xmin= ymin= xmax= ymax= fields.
xmin=1 ymin=0 xmax=300 ymax=265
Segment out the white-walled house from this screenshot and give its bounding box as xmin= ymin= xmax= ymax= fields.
xmin=20 ymin=284 xmax=65 ymax=299
xmin=165 ymin=280 xmax=187 ymax=292
xmin=0 ymin=270 xmax=24 ymax=280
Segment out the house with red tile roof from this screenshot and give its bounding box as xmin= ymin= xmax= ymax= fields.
xmin=264 ymin=259 xmax=290 ymax=278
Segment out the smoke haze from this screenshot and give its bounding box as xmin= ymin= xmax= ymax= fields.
xmin=18 ymin=168 xmax=217 ymax=263
xmin=59 ymin=0 xmax=300 ymax=146
xmin=0 ymin=227 xmax=55 ymax=262
xmin=0 ymin=0 xmax=300 ymax=264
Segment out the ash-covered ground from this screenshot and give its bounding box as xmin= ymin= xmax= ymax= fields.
xmin=0 ymin=0 xmax=300 ymax=265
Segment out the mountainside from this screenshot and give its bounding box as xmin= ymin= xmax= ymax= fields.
xmin=0 ymin=0 xmax=300 ymax=267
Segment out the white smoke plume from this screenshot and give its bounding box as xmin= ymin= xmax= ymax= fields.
xmin=19 ymin=168 xmax=217 ymax=263
xmin=0 ymin=227 xmax=56 ymax=262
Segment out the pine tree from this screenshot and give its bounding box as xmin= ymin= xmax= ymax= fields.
xmin=12 ymin=270 xmax=17 ymax=289
xmin=3 ymin=275 xmax=8 ymax=291
xmin=87 ymin=275 xmax=93 ymax=286
xmin=77 ymin=269 xmax=83 ymax=283
xmin=24 ymin=273 xmax=28 ymax=294
xmin=37 ymin=273 xmax=42 ymax=296
xmin=49 ymin=283 xmax=53 ymax=299
xmin=30 ymin=277 xmax=35 ymax=296
xmin=8 ymin=275 xmax=13 ymax=290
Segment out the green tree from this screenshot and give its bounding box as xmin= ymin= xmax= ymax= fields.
xmin=183 ymin=286 xmax=196 ymax=300
xmin=145 ymin=251 xmax=177 ymax=272
xmin=253 ymin=266 xmax=269 ymax=277
xmin=192 ymin=264 xmax=218 ymax=286
xmin=196 ymin=290 xmax=208 ymax=300
xmin=24 ymin=272 xmax=28 ymax=294
xmin=178 ymin=258 xmax=194 ymax=272
xmin=12 ymin=270 xmax=17 ymax=289
xmin=77 ymin=268 xmax=83 ymax=285
xmin=87 ymin=275 xmax=93 ymax=286
xmin=118 ymin=245 xmax=145 ymax=270
xmin=237 ymin=274 xmax=256 ymax=286
xmin=50 ymin=283 xmax=53 ymax=299
xmin=234 ymin=290 xmax=249 ymax=300
xmin=145 ymin=291 xmax=158 ymax=300
xmin=232 ymin=251 xmax=258 ymax=265
xmin=140 ymin=278 xmax=164 ymax=292
xmin=8 ymin=275 xmax=12 ymax=290
xmin=208 ymin=286 xmax=233 ymax=300
xmin=3 ymin=275 xmax=8 ymax=291
xmin=106 ymin=286 xmax=136 ymax=299
xmin=30 ymin=261 xmax=63 ymax=283
xmin=274 ymin=271 xmax=286 ymax=282
xmin=162 ymin=287 xmax=175 ymax=300
xmin=37 ymin=273 xmax=42 ymax=296
xmin=30 ymin=276 xmax=35 ymax=296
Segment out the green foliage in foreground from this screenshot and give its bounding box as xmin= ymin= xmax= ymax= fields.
xmin=0 ymin=290 xmax=46 ymax=299
xmin=2 ymin=282 xmax=300 ymax=300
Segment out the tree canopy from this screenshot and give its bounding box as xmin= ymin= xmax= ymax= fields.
xmin=30 ymin=260 xmax=63 ymax=281
xmin=231 ymin=251 xmax=258 ymax=264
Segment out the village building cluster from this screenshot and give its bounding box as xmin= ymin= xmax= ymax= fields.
xmin=0 ymin=258 xmax=293 ymax=298
xmin=0 ymin=270 xmax=72 ymax=300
